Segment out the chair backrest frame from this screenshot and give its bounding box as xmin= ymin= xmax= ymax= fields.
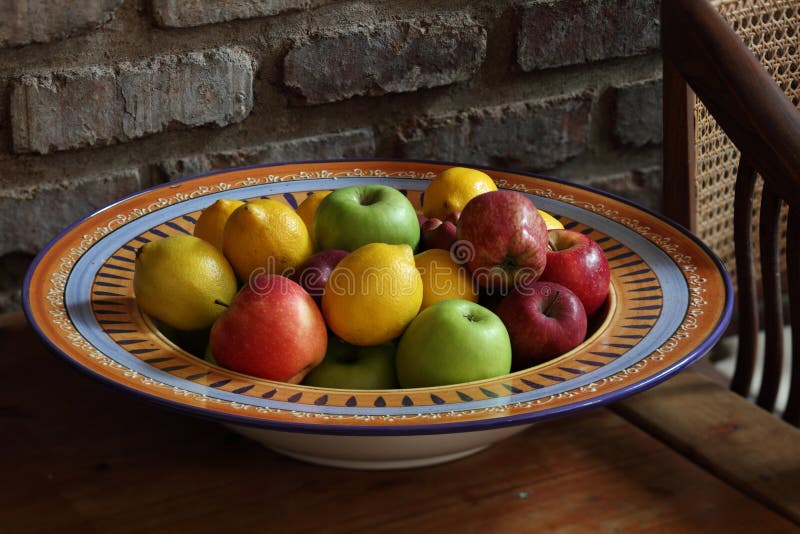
xmin=662 ymin=0 xmax=800 ymax=424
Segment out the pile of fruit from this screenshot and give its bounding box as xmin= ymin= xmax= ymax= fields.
xmin=133 ymin=167 xmax=610 ymax=389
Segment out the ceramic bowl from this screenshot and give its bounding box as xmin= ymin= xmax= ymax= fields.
xmin=24 ymin=160 xmax=733 ymax=469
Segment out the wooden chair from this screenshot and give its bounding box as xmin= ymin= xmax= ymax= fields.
xmin=662 ymin=0 xmax=800 ymax=424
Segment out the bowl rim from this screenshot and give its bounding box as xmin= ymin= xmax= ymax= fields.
xmin=22 ymin=158 xmax=734 ymax=435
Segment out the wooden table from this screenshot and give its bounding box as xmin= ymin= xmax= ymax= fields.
xmin=3 ymin=312 xmax=799 ymax=532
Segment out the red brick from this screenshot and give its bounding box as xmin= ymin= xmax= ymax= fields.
xmin=283 ymin=15 xmax=486 ymax=105
xmin=151 ymin=0 xmax=338 ymax=28
xmin=612 ymin=79 xmax=663 ymax=147
xmin=11 ymin=47 xmax=255 ymax=154
xmin=1 ymin=0 xmax=122 ymax=48
xmin=517 ymin=0 xmax=659 ymax=71
xmin=0 ymin=168 xmax=143 ymax=256
xmin=398 ymin=95 xmax=593 ymax=171
xmin=158 ymin=129 xmax=376 ymax=180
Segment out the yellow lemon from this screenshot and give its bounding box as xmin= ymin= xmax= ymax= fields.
xmin=415 ymin=249 xmax=478 ymax=310
xmin=422 ymin=167 xmax=498 ymax=219
xmin=322 ymin=243 xmax=422 ymax=346
xmin=222 ymin=199 xmax=313 ymax=281
xmin=295 ymin=191 xmax=331 ymax=245
xmin=193 ymin=199 xmax=245 ymax=250
xmin=134 ymin=235 xmax=237 ymax=331
xmin=539 ymin=209 xmax=564 ymax=230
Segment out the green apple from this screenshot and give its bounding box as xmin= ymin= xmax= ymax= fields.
xmin=396 ymin=299 xmax=512 ymax=388
xmin=313 ymin=184 xmax=420 ymax=252
xmin=303 ymin=337 xmax=398 ymax=389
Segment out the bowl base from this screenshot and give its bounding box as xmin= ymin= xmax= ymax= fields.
xmin=227 ymin=423 xmax=532 ymax=470
xmin=271 ymin=444 xmax=490 ymax=470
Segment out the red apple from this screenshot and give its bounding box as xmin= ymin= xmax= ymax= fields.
xmin=210 ymin=274 xmax=327 ymax=383
xmin=496 ymin=281 xmax=587 ymax=369
xmin=421 ymin=216 xmax=441 ymax=232
xmin=457 ymin=190 xmax=549 ymax=291
xmin=444 ymin=211 xmax=461 ymax=225
xmin=290 ymin=249 xmax=348 ymax=305
xmin=540 ymin=229 xmax=610 ymax=317
xmin=421 ymin=218 xmax=458 ymax=251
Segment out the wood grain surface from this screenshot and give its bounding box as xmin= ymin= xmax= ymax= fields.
xmin=2 ymin=312 xmax=798 ymax=532
xmin=615 ymin=369 xmax=800 ymax=524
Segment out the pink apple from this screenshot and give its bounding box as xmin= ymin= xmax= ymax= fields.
xmin=539 ymin=229 xmax=610 ymax=317
xmin=496 ymin=281 xmax=587 ymax=369
xmin=210 ymin=274 xmax=327 ymax=383
xmin=457 ymin=190 xmax=549 ymax=291
xmin=290 ymin=249 xmax=348 ymax=305
xmin=421 ymin=218 xmax=458 ymax=252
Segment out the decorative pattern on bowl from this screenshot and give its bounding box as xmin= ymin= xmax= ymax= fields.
xmin=24 ymin=160 xmax=732 ymax=436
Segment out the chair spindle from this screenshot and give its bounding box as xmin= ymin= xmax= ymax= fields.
xmin=731 ymin=160 xmax=758 ymax=397
xmin=756 ymin=184 xmax=784 ymax=411
xmin=784 ymin=208 xmax=800 ymax=425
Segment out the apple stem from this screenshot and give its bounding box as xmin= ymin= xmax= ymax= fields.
xmin=543 ymin=291 xmax=561 ymax=317
xmin=214 ymin=299 xmax=229 ymax=308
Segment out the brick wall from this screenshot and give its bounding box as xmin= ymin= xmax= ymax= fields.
xmin=0 ymin=0 xmax=663 ymax=312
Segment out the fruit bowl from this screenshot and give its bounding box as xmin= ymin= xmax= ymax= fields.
xmin=24 ymin=160 xmax=733 ymax=469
